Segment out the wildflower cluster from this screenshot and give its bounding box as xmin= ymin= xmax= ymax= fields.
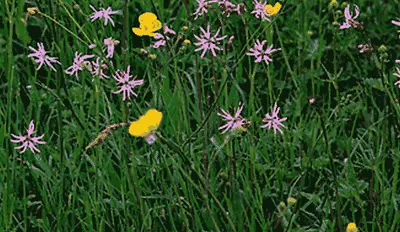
xmin=217 ymin=102 xmax=287 ymax=136
xmin=193 ymin=0 xmax=245 ymax=19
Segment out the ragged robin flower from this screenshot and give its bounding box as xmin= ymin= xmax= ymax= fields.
xmin=129 ymin=109 xmax=163 ymax=144
xmin=28 ymin=42 xmax=61 ymax=72
xmin=346 ymin=222 xmax=358 ymax=232
xmin=260 ymin=103 xmax=287 ymax=136
xmin=265 ymin=2 xmax=281 ymax=16
xmin=132 ymin=12 xmax=162 ymax=37
xmin=90 ymin=5 xmax=120 ymax=27
xmin=217 ymin=103 xmax=249 ymax=134
xmin=10 ymin=121 xmax=46 ymax=154
xmin=339 ymin=4 xmax=361 ymax=29
xmin=251 ymin=0 xmax=270 ymax=21
xmin=112 ymin=65 xmax=144 ymax=101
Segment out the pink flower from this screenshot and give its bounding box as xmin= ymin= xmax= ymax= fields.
xmin=260 ymin=103 xmax=287 ymax=136
xmin=393 ymin=20 xmax=400 ymax=37
xmin=193 ymin=0 xmax=218 ymax=20
xmin=247 ymin=40 xmax=281 ymax=65
xmin=339 ymin=4 xmax=360 ymax=29
xmin=104 ymin=37 xmax=120 ymax=58
xmin=251 ymin=0 xmax=270 ymax=21
xmin=90 ymin=5 xmax=120 ymax=27
xmin=217 ymin=0 xmax=245 ymax=17
xmin=194 ymin=24 xmax=227 ymax=58
xmin=90 ymin=57 xmax=109 ymax=80
xmin=392 ymin=20 xmax=400 ymax=27
xmin=394 ymin=67 xmax=400 ymax=88
xmin=153 ymin=24 xmax=176 ymax=48
xmin=358 ymin=44 xmax=373 ymax=53
xmin=65 ymin=52 xmax=95 ymax=78
xmin=217 ymin=103 xmax=247 ymax=134
xmin=28 ymin=42 xmax=60 ymax=71
xmin=396 ymin=60 xmax=400 ymax=64
xmin=113 ymin=66 xmax=144 ymax=101
xmin=10 ymin=120 xmax=46 ymax=153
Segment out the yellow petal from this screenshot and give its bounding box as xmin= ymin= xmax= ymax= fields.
xmin=129 ymin=109 xmax=163 ymax=137
xmin=265 ymin=3 xmax=281 ymax=16
xmin=151 ymin=20 xmax=162 ymax=31
xmin=346 ymin=223 xmax=358 ymax=232
xmin=132 ymin=27 xmax=146 ymax=36
xmin=139 ymin=12 xmax=158 ymax=24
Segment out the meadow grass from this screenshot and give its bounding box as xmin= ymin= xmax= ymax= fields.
xmin=1 ymin=0 xmax=400 ymax=231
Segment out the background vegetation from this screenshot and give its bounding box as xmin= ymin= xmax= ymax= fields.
xmin=1 ymin=0 xmax=400 ymax=231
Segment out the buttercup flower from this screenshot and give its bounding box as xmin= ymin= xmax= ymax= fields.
xmin=328 ymin=0 xmax=339 ymax=9
xmin=265 ymin=2 xmax=281 ymax=16
xmin=194 ymin=24 xmax=227 ymax=58
xmin=104 ymin=37 xmax=120 ymax=58
xmin=183 ymin=39 xmax=191 ymax=45
xmin=193 ymin=0 xmax=218 ymax=19
xmin=153 ymin=24 xmax=176 ymax=48
xmin=90 ymin=5 xmax=120 ymax=27
xmin=251 ymin=0 xmax=270 ymax=21
xmin=339 ymin=4 xmax=360 ymax=29
xmin=113 ymin=65 xmax=144 ymax=101
xmin=65 ymin=52 xmax=94 ymax=78
xmin=10 ymin=121 xmax=46 ymax=153
xmin=28 ymin=42 xmax=61 ymax=71
xmin=132 ymin=12 xmax=162 ymax=37
xmin=346 ymin=222 xmax=358 ymax=232
xmin=217 ymin=103 xmax=248 ymax=134
xmin=287 ymin=197 xmax=297 ymax=206
xmin=247 ymin=40 xmax=281 ymax=65
xmin=260 ymin=103 xmax=287 ymax=136
xmin=394 ymin=67 xmax=400 ymax=87
xmin=129 ymin=109 xmax=163 ymax=144
xmin=27 ymin=7 xmax=38 ymax=14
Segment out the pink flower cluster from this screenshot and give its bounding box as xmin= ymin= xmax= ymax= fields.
xmin=112 ymin=65 xmax=144 ymax=101
xmin=11 ymin=121 xmax=46 ymax=153
xmin=193 ymin=0 xmax=246 ymax=19
xmin=339 ymin=4 xmax=361 ymax=30
xmin=153 ymin=24 xmax=176 ymax=48
xmin=90 ymin=5 xmax=120 ymax=27
xmin=218 ymin=103 xmax=287 ymax=136
xmin=194 ymin=24 xmax=227 ymax=58
xmin=394 ymin=21 xmax=400 ymax=87
xmin=247 ymin=40 xmax=281 ymax=65
xmin=251 ymin=0 xmax=270 ymax=21
xmin=28 ymin=42 xmax=60 ymax=71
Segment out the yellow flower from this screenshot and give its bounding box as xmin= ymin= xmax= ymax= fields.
xmin=346 ymin=222 xmax=358 ymax=232
xmin=148 ymin=54 xmax=157 ymax=60
xmin=182 ymin=26 xmax=189 ymax=31
xmin=183 ymin=39 xmax=191 ymax=44
xmin=129 ymin=109 xmax=162 ymax=137
xmin=265 ymin=3 xmax=281 ymax=16
xmin=307 ymin=30 xmax=313 ymax=35
xmin=132 ymin=12 xmax=162 ymax=37
xmin=287 ymin=197 xmax=297 ymax=206
xmin=329 ymin=0 xmax=339 ymax=9
xmin=27 ymin=7 xmax=38 ymax=14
